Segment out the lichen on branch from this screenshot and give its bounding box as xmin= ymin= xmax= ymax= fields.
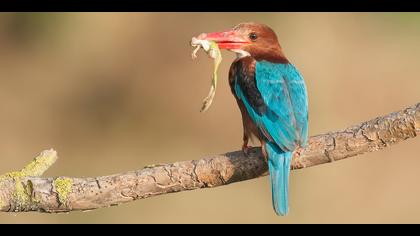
xmin=53 ymin=177 xmax=73 ymax=205
xmin=0 ymin=149 xmax=57 ymax=211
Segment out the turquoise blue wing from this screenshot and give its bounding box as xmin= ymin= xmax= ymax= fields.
xmin=234 ymin=60 xmax=308 ymax=151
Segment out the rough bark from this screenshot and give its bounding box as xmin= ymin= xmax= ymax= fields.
xmin=0 ymin=103 xmax=419 ymax=213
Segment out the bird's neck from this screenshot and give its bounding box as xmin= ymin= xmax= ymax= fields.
xmin=254 ymin=49 xmax=289 ymax=64
xmin=243 ymin=46 xmax=289 ymax=64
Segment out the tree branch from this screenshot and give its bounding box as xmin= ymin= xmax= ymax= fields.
xmin=0 ymin=103 xmax=419 ymax=213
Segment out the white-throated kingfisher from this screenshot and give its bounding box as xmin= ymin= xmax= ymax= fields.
xmin=198 ymin=23 xmax=308 ymax=216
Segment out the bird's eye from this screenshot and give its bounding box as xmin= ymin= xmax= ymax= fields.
xmin=249 ymin=32 xmax=258 ymax=41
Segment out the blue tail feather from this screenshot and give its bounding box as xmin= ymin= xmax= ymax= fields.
xmin=266 ymin=142 xmax=293 ymax=216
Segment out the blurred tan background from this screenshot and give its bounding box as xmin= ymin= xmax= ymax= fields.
xmin=0 ymin=12 xmax=419 ymax=223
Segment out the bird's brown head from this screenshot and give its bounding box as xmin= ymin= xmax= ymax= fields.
xmin=198 ymin=22 xmax=288 ymax=63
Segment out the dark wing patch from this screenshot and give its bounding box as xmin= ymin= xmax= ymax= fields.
xmin=233 ymin=57 xmax=267 ymax=116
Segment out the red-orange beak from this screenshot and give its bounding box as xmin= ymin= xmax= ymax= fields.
xmin=198 ymin=30 xmax=249 ymax=49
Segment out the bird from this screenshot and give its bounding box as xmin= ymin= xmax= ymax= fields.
xmin=198 ymin=23 xmax=308 ymax=216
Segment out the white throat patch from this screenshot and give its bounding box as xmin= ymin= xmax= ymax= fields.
xmin=230 ymin=49 xmax=251 ymax=58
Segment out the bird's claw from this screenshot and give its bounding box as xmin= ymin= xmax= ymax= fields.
xmin=242 ymin=145 xmax=252 ymax=157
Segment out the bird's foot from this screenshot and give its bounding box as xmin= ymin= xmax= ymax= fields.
xmin=292 ymin=147 xmax=306 ymax=169
xmin=242 ymin=145 xmax=252 ymax=157
xmin=293 ymin=146 xmax=304 ymax=157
